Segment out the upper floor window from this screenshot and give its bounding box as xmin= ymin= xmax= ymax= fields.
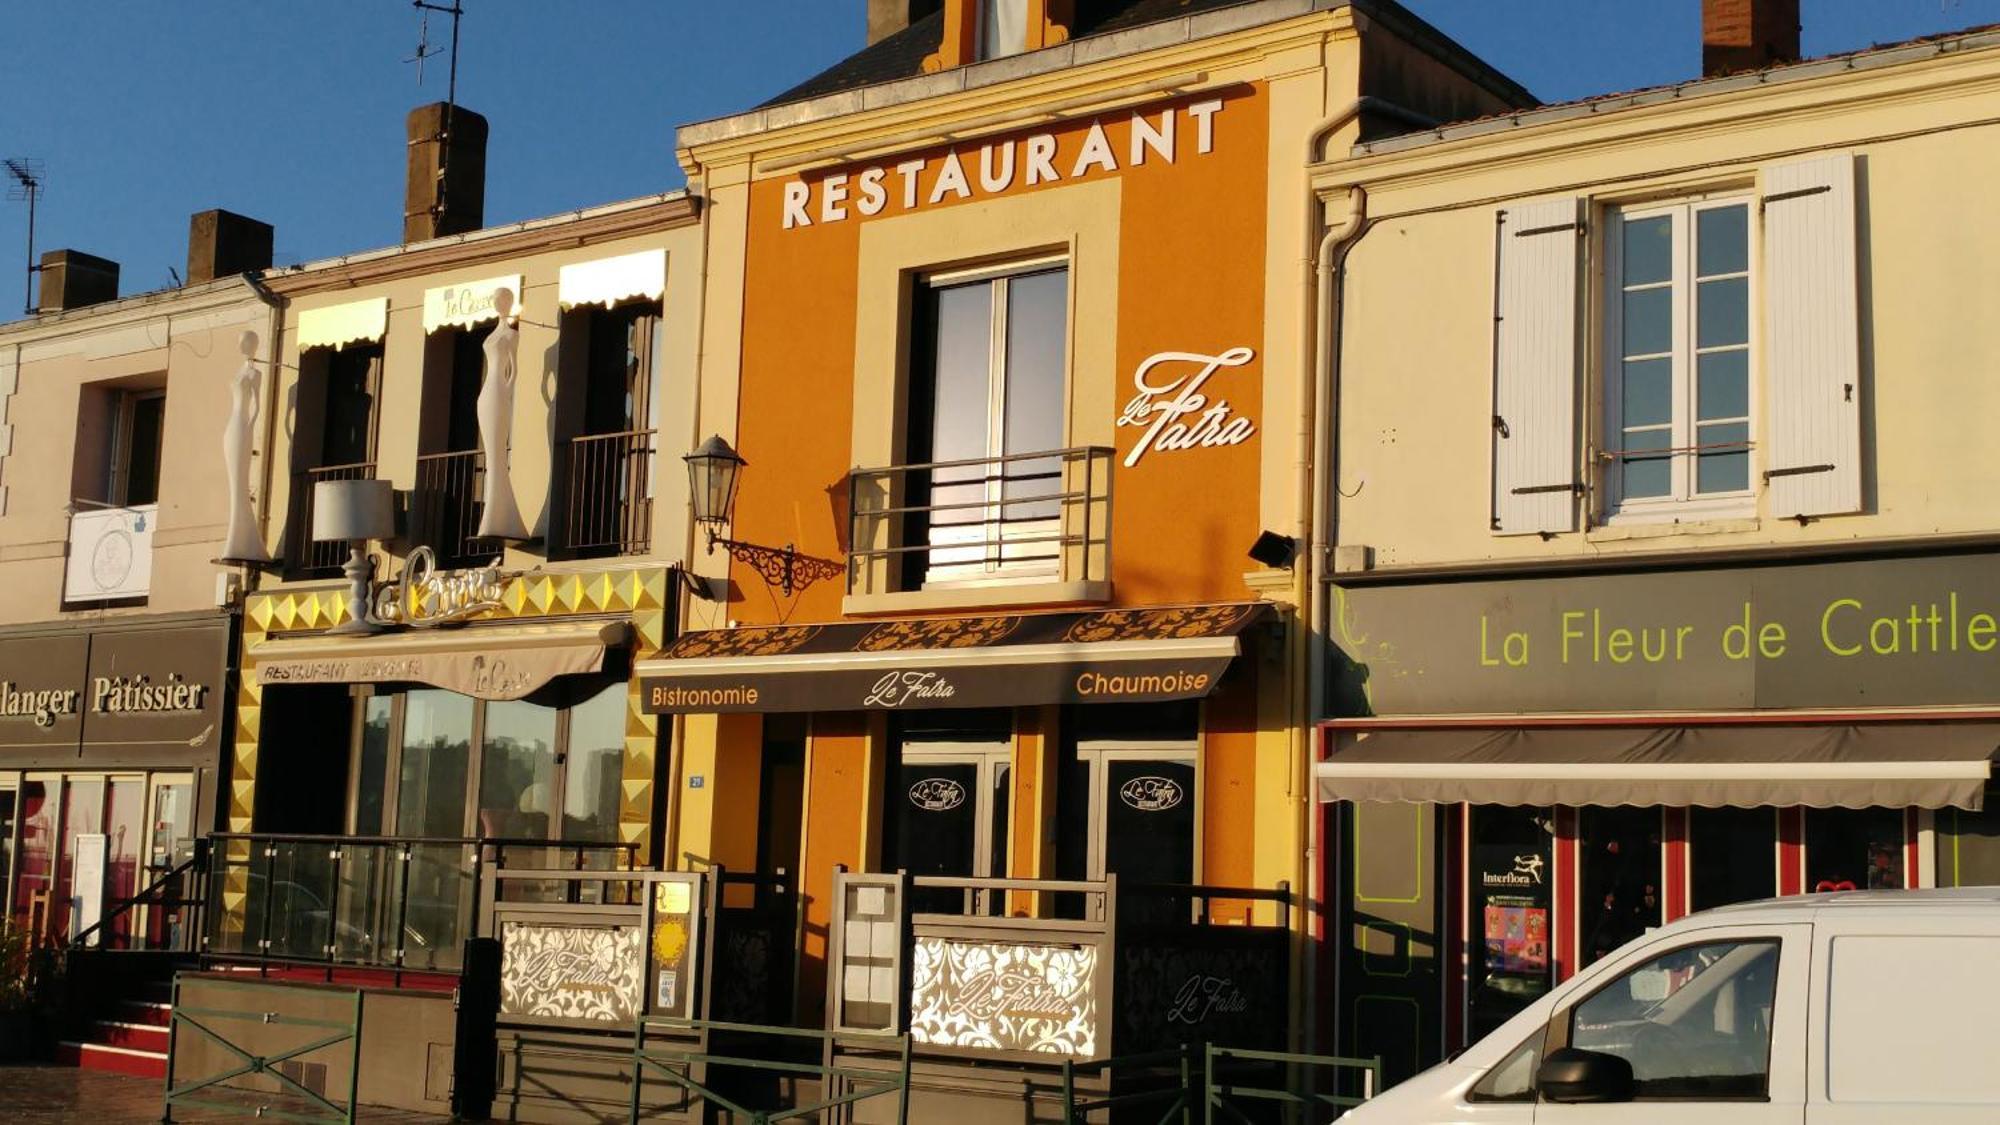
xmin=904 ymin=259 xmax=1068 ymax=588
xmin=286 ymin=343 xmax=381 ymax=577
xmin=108 ymin=388 xmax=166 ymax=507
xmin=1488 ymin=154 xmax=1862 ymax=537
xmin=977 ymin=0 xmax=1028 ymax=60
xmin=1605 ymin=197 xmax=1753 ymax=519
xmin=553 ymin=297 xmax=660 ymax=560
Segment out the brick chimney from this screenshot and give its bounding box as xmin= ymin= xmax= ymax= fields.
xmin=186 ymin=209 xmax=274 ymax=284
xmin=1703 ymin=0 xmax=1800 ymax=77
xmin=404 ymin=102 xmax=488 ymax=243
xmin=35 ymin=250 xmax=119 ymax=313
xmin=868 ymin=0 xmax=943 ymax=45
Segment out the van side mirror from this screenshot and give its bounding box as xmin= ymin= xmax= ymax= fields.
xmin=1536 ymin=1047 xmax=1634 ymax=1103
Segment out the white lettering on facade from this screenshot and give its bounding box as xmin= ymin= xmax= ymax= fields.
xmin=1116 ymin=348 xmax=1258 ymax=467
xmin=863 ymin=671 xmax=958 ymax=708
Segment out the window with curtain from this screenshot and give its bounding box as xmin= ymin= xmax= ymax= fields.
xmin=979 ymin=0 xmax=1029 ymax=60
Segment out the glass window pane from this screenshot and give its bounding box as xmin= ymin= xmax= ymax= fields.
xmin=1578 ymin=807 xmax=1662 ymax=967
xmin=1621 ymin=429 xmax=1672 ymax=499
xmin=563 ymin=684 xmax=627 ymax=844
xmin=1697 ymin=422 xmax=1750 ymax=493
xmin=928 ymin=282 xmax=995 ymax=466
xmin=478 ymin=700 xmax=558 ymax=841
xmin=1696 ymin=350 xmax=1749 ymax=421
xmin=1697 ymin=205 xmax=1749 ymax=277
xmin=1697 ymin=276 xmax=1749 ymax=348
xmin=1570 ymin=939 xmax=1780 ymax=1099
xmin=397 ymin=690 xmax=473 ymax=838
xmin=1622 ymin=287 xmax=1672 ymax=357
xmin=1621 ymin=358 xmax=1672 ymax=429
xmin=1691 ymin=807 xmax=1777 ymax=911
xmin=1002 ymin=269 xmax=1069 ymax=526
xmin=980 ymin=0 xmax=1028 ymax=59
xmin=1468 ymin=807 xmax=1554 ymax=1042
xmin=1620 ymin=215 xmax=1673 ymax=287
xmin=353 ymin=696 xmax=394 ymax=835
xmin=1805 ymin=808 xmax=1905 ymax=892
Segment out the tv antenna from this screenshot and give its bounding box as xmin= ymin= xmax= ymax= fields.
xmin=4 ymin=158 xmax=44 ymax=316
xmin=407 ymin=0 xmax=464 ymax=109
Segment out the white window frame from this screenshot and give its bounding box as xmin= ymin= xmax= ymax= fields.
xmin=1601 ymin=192 xmax=1758 ymax=524
xmin=108 ymin=387 xmax=167 ymax=507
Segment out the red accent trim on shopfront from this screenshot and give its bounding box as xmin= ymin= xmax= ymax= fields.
xmin=1554 ymin=806 xmax=1579 ymax=983
xmin=1319 ymin=709 xmax=2000 ymax=734
xmin=1443 ymin=803 xmax=1466 ymax=1051
xmin=1662 ymin=807 xmax=1690 ymax=922
xmin=1905 ymin=807 xmax=1921 ymax=888
xmin=1777 ymin=807 xmax=1805 ymax=895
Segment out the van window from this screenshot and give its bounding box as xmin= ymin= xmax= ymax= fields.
xmin=1826 ymin=935 xmax=2000 ymax=1104
xmin=1470 ymin=1033 xmax=1541 ymax=1102
xmin=1567 ymin=938 xmax=1778 ymax=1099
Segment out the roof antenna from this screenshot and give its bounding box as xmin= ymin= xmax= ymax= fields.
xmin=3 ymin=158 xmax=45 ymax=316
xmin=407 ymin=1 xmax=467 ymax=228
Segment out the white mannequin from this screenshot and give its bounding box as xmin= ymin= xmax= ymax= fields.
xmin=475 ymin=287 xmax=529 ymax=540
xmin=219 ymin=329 xmax=272 ymax=562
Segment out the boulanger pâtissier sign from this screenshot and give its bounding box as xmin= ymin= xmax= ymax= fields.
xmin=0 ymin=624 xmax=227 ymax=754
xmin=1332 ymin=551 xmax=2000 ymax=715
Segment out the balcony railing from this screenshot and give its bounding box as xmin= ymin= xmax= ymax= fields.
xmin=561 ymin=428 xmax=654 ymax=558
xmin=202 ymin=833 xmax=639 ymax=976
xmin=411 ymin=449 xmax=500 ymax=568
xmin=846 ymin=445 xmax=1112 ymax=597
xmin=285 ymin=461 xmax=375 ymax=577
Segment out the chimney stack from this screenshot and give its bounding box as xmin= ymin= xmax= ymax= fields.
xmin=35 ymin=250 xmax=119 ymax=313
xmin=186 ymin=209 xmax=274 ymax=285
xmin=868 ymin=0 xmax=944 ymax=45
xmin=404 ymin=102 xmax=488 ymax=244
xmin=1702 ymin=0 xmax=1800 ymax=77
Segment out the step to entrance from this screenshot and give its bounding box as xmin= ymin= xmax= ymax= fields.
xmin=55 ymin=1039 xmax=168 ymax=1080
xmin=88 ymin=1019 xmax=171 ymax=1053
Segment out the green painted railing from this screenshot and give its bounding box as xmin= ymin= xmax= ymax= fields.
xmin=1203 ymin=1045 xmax=1382 ymax=1124
xmin=161 ymin=976 xmax=364 ymax=1125
xmin=1061 ymin=1044 xmax=1197 ymax=1124
xmin=628 ymin=1016 xmax=911 ymax=1125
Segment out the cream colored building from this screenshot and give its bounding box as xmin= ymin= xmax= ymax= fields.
xmin=1311 ymin=20 xmax=2000 ymax=1079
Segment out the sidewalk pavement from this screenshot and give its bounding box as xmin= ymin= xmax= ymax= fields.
xmin=0 ymin=1064 xmax=451 ymax=1123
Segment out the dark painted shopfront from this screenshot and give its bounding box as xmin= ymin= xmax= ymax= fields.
xmin=1318 ymin=549 xmax=2000 ymax=1079
xmin=0 ymin=613 xmax=232 ymax=947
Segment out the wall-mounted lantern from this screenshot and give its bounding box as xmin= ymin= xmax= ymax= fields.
xmin=682 ymin=434 xmax=841 ymax=597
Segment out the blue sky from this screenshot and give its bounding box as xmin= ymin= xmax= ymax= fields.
xmin=3 ymin=1 xmax=1995 ymax=315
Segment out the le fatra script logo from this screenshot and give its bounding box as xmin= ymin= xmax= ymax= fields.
xmin=1117 ymin=348 xmax=1256 ymax=468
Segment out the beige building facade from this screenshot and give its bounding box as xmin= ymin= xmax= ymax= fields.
xmin=1311 ymin=24 xmax=2000 ymax=1079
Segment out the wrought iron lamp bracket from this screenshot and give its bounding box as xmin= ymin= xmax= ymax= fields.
xmin=704 ymin=527 xmax=843 ymax=597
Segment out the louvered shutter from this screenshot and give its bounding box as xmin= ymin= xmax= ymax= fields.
xmin=1491 ymin=197 xmax=1582 ymax=535
xmin=1762 ymin=154 xmax=1862 ymax=519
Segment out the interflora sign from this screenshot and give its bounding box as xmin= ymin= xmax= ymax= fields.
xmin=1333 ymin=550 xmax=2000 ymax=714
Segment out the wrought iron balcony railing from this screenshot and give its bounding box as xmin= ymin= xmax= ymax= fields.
xmin=561 ymin=428 xmax=655 ymax=558
xmin=410 ymin=449 xmax=499 ymax=569
xmin=846 ymin=445 xmax=1113 ymax=597
xmin=285 ymin=461 xmax=375 ymax=578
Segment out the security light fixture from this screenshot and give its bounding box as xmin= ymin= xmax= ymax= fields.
xmin=1248 ymin=530 xmax=1298 ymax=569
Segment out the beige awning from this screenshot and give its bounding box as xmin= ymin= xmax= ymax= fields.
xmin=251 ymin=619 xmax=630 ymax=701
xmin=298 ymin=297 xmax=388 ymax=351
xmin=559 ymin=249 xmax=665 ymax=310
xmin=1316 ymin=721 xmax=2000 ymax=811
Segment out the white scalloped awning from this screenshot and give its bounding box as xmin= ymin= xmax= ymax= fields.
xmin=423 ymin=274 xmax=522 ymax=334
xmin=297 ymin=297 xmax=389 ymax=351
xmin=559 ymin=249 xmax=666 ymax=310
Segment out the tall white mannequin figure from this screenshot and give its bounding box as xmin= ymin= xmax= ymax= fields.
xmin=219 ymin=329 xmax=272 ymax=563
xmin=476 ymin=287 xmax=530 ymax=540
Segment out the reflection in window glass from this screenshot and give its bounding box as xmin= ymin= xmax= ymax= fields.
xmin=1941 ymin=786 xmax=2000 ymax=887
xmin=1469 ymin=806 xmax=1554 ymax=1040
xmin=12 ymin=782 xmax=55 ymax=933
xmin=398 ymin=690 xmax=473 ymax=838
xmin=353 ymin=695 xmax=394 ymax=835
xmin=563 ymin=684 xmax=627 ymax=843
xmin=1570 ymin=939 xmax=1779 ymax=1099
xmin=1805 ymin=807 xmax=1904 ymax=892
xmin=478 ymin=700 xmax=558 ymax=840
xmin=1690 ymin=807 xmax=1776 ymax=912
xmin=1472 ymin=1034 xmax=1542 ymax=1102
xmin=1579 ymin=807 xmax=1662 ymax=967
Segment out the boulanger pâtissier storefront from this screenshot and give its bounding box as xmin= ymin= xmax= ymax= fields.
xmin=0 ymin=614 xmax=231 ymax=947
xmin=1317 ymin=550 xmax=2000 ymax=1078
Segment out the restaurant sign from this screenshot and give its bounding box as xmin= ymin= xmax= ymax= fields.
xmin=1333 ymin=550 xmax=2000 ymax=715
xmin=909 ymin=936 xmax=1098 ymax=1056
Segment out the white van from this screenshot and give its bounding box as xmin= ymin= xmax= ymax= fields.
xmin=1341 ymin=888 xmax=2000 ymax=1123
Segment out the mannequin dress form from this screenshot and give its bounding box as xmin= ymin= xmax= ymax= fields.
xmin=219 ymin=329 xmax=272 ymax=563
xmin=475 ymin=287 xmax=530 ymax=541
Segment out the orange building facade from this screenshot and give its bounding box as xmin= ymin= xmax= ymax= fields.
xmin=644 ymin=0 xmax=1528 ymax=1074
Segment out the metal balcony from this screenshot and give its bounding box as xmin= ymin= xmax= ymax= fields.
xmin=285 ymin=462 xmax=375 ymax=578
xmin=560 ymin=428 xmax=655 ymax=559
xmin=410 ymin=449 xmax=499 ymax=569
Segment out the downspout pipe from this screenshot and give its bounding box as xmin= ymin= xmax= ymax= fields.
xmin=241 ymin=269 xmax=286 ymax=597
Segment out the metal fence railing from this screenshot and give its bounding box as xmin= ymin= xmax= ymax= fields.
xmin=286 ymin=462 xmax=376 ymax=577
xmin=410 ymin=448 xmax=498 ymax=568
xmin=563 ymin=428 xmax=654 ymax=558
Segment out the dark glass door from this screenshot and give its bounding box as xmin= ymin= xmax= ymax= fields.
xmin=1467 ymin=805 xmax=1553 ymax=1041
xmin=1690 ymin=806 xmax=1777 ymax=912
xmin=889 ymin=761 xmax=980 ymax=913
xmin=1102 ymin=759 xmax=1196 ymax=887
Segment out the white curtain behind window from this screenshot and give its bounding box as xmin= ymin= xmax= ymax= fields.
xmin=981 ymin=0 xmax=1029 ymax=59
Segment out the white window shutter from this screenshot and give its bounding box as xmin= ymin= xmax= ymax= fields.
xmin=1491 ymin=197 xmax=1582 ymax=535
xmin=1762 ymin=154 xmax=1862 ymax=519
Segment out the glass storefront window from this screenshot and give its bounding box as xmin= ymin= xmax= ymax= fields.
xmin=352 ymin=695 xmax=394 ymax=835
xmin=1468 ymin=805 xmax=1554 ymax=1040
xmin=104 ymin=778 xmax=143 ymax=945
xmin=0 ymin=788 xmax=14 ymax=926
xmin=562 ymin=684 xmax=626 ymax=843
xmin=1690 ymin=806 xmax=1777 ymax=912
xmin=55 ymin=778 xmax=105 ymax=939
xmin=397 ymin=690 xmax=474 ymax=838
xmin=1941 ymin=786 xmax=2000 ymax=887
xmin=9 ymin=782 xmax=50 ymax=936
xmin=1578 ymin=806 xmax=1662 ymax=967
xmin=1805 ymin=807 xmax=1904 ymax=892
xmin=477 ymin=700 xmax=558 ymax=840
